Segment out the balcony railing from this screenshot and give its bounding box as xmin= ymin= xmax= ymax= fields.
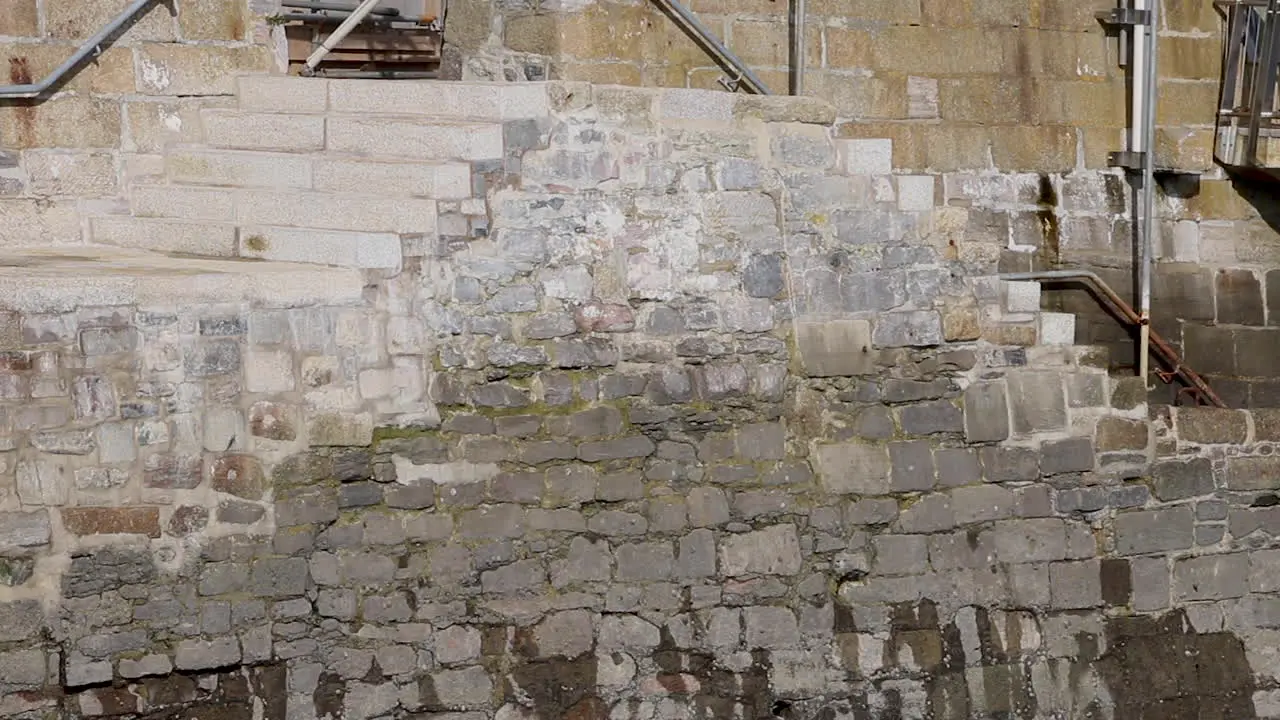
xmin=1216 ymin=0 xmax=1280 ymax=171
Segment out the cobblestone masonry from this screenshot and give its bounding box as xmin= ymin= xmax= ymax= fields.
xmin=0 ymin=78 xmax=1278 ymax=719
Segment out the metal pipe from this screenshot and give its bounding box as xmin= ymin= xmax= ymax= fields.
xmin=792 ymin=0 xmax=806 ymax=95
xmin=318 ymin=69 xmax=440 ymax=79
xmin=1000 ymin=270 xmax=1227 ymax=408
xmin=1141 ymin=0 xmax=1162 ymax=384
xmin=278 ymin=12 xmax=392 ymax=23
xmin=0 ymin=0 xmax=157 ymax=99
xmin=282 ymin=0 xmax=400 ymax=16
xmin=650 ymin=0 xmax=772 ymax=94
xmin=303 ymin=0 xmax=387 ymax=74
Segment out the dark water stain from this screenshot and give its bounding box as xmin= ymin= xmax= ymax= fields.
xmin=1036 ymin=174 xmax=1061 ymax=265
xmin=505 ymin=629 xmax=602 ymax=720
xmin=313 ymin=672 xmax=345 ymax=719
xmin=1097 ymin=611 xmax=1257 ymax=720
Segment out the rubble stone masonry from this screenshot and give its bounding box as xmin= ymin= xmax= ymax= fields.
xmin=0 ymin=73 xmax=1273 ymax=718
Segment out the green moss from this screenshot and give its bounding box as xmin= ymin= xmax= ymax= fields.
xmin=372 ymin=426 xmax=440 ymax=444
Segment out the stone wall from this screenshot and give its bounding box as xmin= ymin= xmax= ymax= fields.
xmin=0 ymin=77 xmax=1277 ymax=719
xmin=439 ymin=0 xmax=1280 ymax=404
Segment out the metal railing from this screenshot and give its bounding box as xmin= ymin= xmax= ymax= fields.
xmin=999 ymin=270 xmax=1227 ymax=408
xmin=0 ymin=0 xmax=160 ymax=99
xmin=1216 ymin=0 xmax=1280 ymax=168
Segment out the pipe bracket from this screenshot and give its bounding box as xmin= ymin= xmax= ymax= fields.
xmin=1096 ymin=8 xmax=1152 ymax=26
xmin=1107 ymin=150 xmax=1147 ymax=170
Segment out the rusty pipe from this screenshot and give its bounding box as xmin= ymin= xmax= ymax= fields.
xmin=999 ymin=270 xmax=1227 ymax=408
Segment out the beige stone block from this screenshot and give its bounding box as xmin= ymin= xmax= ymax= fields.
xmin=872 ymin=27 xmax=1004 ymax=75
xmin=1182 ymin=179 xmax=1259 ymax=221
xmin=923 ymin=0 xmax=1033 ymax=27
xmin=824 ymin=27 xmax=875 ymax=70
xmin=1164 ymin=0 xmax=1222 ymax=34
xmin=327 ymin=117 xmax=502 ymax=161
xmin=794 ymin=318 xmax=876 ymax=376
xmin=135 ymin=43 xmax=272 ymax=96
xmin=313 ymin=159 xmax=472 ymax=199
xmin=0 ymin=1 xmax=38 ymax=36
xmin=687 ymin=68 xmax=789 ymax=95
xmin=837 ymin=122 xmax=991 ymax=172
xmin=125 ymin=99 xmax=227 ymax=153
xmin=1002 ymin=28 xmax=1111 ymax=79
xmin=806 ymin=73 xmax=907 ymax=119
xmin=1081 ymin=127 xmax=1124 ymax=169
xmin=504 ymin=12 xmax=558 ymax=55
xmin=2 ymin=45 xmax=137 ymax=93
xmin=729 ymin=20 xmax=820 ymax=69
xmin=131 ymin=185 xmax=236 ymax=221
xmin=46 ymin=0 xmax=175 ymax=40
xmin=989 ymin=125 xmax=1078 ymax=172
xmin=1038 ymin=0 xmax=1114 ymax=30
xmin=236 ymin=190 xmax=438 ymax=235
xmin=1039 ymin=79 xmax=1127 ymax=127
xmin=91 ymin=216 xmax=236 ymax=255
xmin=557 ymin=4 xmax=647 ymax=62
xmin=562 ymin=62 xmax=644 ymax=86
xmin=176 ymin=0 xmax=248 ymax=41
xmin=202 ymin=110 xmax=325 ymax=152
xmin=1158 ymin=37 xmax=1221 ymax=80
xmin=1155 ymin=127 xmax=1213 ymax=172
xmin=237 ymin=76 xmax=328 ymax=113
xmin=939 ymin=76 xmax=1041 ymax=124
xmin=0 ymin=199 xmax=81 ymax=245
xmin=687 ymin=0 xmax=777 ymax=18
xmin=327 ymin=80 xmax=549 ymax=119
xmin=807 ymin=0 xmax=920 ymax=23
xmin=24 ymin=151 xmax=118 ymax=196
xmin=641 ymin=11 xmax=718 ymax=69
xmin=1157 ymin=81 xmax=1218 ymax=127
xmin=0 ymin=97 xmax=121 ymax=149
xmin=167 ymin=149 xmax=313 ymax=190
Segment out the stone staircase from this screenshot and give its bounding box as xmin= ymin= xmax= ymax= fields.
xmin=82 ymin=76 xmax=551 ymax=270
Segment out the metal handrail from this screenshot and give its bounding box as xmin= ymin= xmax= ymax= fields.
xmin=999 ymin=270 xmax=1227 ymax=408
xmin=649 ymin=0 xmax=772 ymax=94
xmin=0 ymin=0 xmax=159 ymax=99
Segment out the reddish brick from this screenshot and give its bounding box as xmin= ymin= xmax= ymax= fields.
xmin=211 ymin=455 xmax=266 ymax=499
xmin=62 ymin=507 xmax=160 ymax=537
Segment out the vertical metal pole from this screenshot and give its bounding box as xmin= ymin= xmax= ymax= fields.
xmin=792 ymin=0 xmax=806 ymax=95
xmin=1138 ymin=0 xmax=1160 ymax=385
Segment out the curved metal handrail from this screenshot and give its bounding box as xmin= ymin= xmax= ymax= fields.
xmin=1000 ymin=269 xmax=1227 ymax=408
xmin=0 ymin=0 xmax=159 ymax=99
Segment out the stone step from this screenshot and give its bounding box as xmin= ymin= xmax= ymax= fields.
xmin=124 ymin=184 xmax=437 ymax=237
xmin=201 ymin=109 xmax=504 ymax=161
xmin=236 ymin=76 xmax=551 ymax=121
xmin=1001 ymin=280 xmax=1042 ymax=314
xmin=164 ymin=147 xmax=473 ymax=199
xmin=0 ymin=246 xmax=365 ymax=313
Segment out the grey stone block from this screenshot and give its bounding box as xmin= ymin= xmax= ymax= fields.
xmin=578 ymin=435 xmax=655 ymax=462
xmin=1006 ymin=372 xmax=1066 ymax=433
xmin=1040 ymin=438 xmax=1095 ymax=476
xmin=896 ymin=493 xmax=955 ymax=533
xmin=963 ymin=382 xmax=1010 ymax=443
xmin=899 ymin=400 xmax=963 ymax=435
xmin=677 ymin=529 xmax=717 ymax=578
xmin=744 ymin=606 xmax=800 ymax=649
xmin=794 ymin=319 xmax=875 ymax=377
xmin=871 ymin=535 xmax=929 ymax=576
xmin=889 ymin=440 xmax=935 ymax=491
xmin=848 ymin=498 xmax=898 ymax=525
xmin=424 ymin=666 xmax=492 ymax=709
xmin=814 ymin=442 xmax=890 ymax=494
xmin=1114 ymin=507 xmax=1194 ymax=555
xmin=587 ymin=510 xmax=647 ymax=536
xmin=980 ymin=446 xmax=1039 ymax=481
xmin=1056 ymin=486 xmax=1109 ymax=514
xmin=1049 ymin=559 xmax=1103 ymax=609
xmin=1151 ymin=458 xmax=1215 ymax=500
xmin=872 ymin=311 xmax=943 ymax=348
xmin=1173 ymin=553 xmax=1249 ymax=601
xmin=174 ymin=637 xmax=240 ymax=671
xmin=0 ymin=510 xmax=51 ymax=552
xmin=251 ymin=557 xmax=309 ymax=598
xmin=598 ymin=614 xmax=660 ymax=650
xmin=935 ymin=448 xmax=981 ymax=486
xmin=615 ymin=541 xmax=674 ymax=581
xmin=719 ymin=524 xmax=802 ymax=577
xmin=480 ymin=558 xmax=546 ymax=595
xmin=951 ymin=484 xmax=1013 ymax=524
xmin=989 ymin=518 xmax=1069 ymax=563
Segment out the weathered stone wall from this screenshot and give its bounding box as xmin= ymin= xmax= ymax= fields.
xmin=0 ymin=77 xmax=1277 ymax=719
xmin=0 ymin=0 xmax=278 ymax=246
xmin=440 ymin=0 xmax=1280 ymax=404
